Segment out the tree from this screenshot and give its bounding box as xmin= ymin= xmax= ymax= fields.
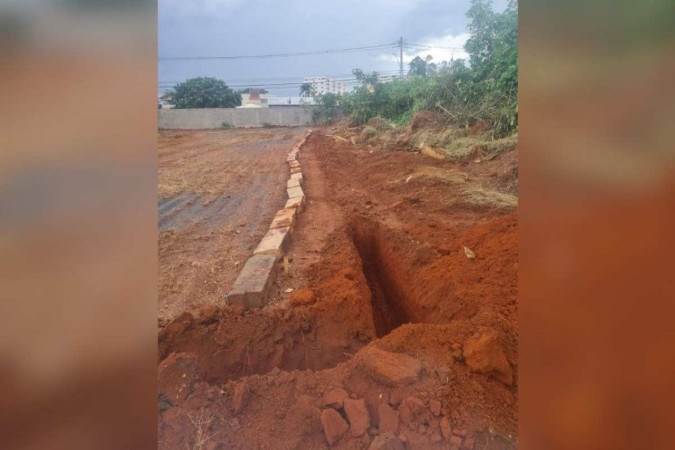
xmin=299 ymin=82 xmax=312 ymax=97
xmin=171 ymin=77 xmax=241 ymax=109
xmin=408 ymin=55 xmax=437 ymax=77
xmin=312 ymin=92 xmax=341 ymax=124
xmin=353 ymin=69 xmax=380 ymax=90
xmin=464 ymin=0 xmax=518 ymax=132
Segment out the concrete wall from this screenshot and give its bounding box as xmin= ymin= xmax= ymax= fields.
xmin=158 ymin=106 xmax=316 ymax=129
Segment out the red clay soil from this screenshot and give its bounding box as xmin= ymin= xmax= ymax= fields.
xmin=158 ymin=130 xmax=518 ymax=449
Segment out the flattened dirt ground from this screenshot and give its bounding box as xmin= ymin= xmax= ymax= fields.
xmin=158 ymin=128 xmax=308 ymax=321
xmin=159 ymin=129 xmax=518 ymax=449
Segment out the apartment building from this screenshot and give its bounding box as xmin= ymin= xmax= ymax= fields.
xmin=304 ymin=76 xmax=348 ymax=95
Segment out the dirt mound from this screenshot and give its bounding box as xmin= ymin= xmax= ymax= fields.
xmin=468 ymin=120 xmax=492 ymax=137
xmin=368 ymin=117 xmax=395 ymax=132
xmin=359 ymin=126 xmax=379 ymax=144
xmin=328 ymin=117 xmax=356 ymax=133
xmin=159 ymin=315 xmax=516 ymax=449
xmin=410 ymin=111 xmax=443 ymax=131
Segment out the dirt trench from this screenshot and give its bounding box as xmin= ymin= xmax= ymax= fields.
xmin=351 ymin=218 xmax=417 ymax=337
xmin=158 ymin=216 xmax=434 ymax=384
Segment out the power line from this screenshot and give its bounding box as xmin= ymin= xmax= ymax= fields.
xmin=159 ymin=42 xmax=398 ymax=61
xmin=157 ymin=71 xmax=404 ymax=90
xmin=157 ymin=70 xmax=402 ymax=84
xmin=404 ymin=42 xmax=464 ymax=50
xmin=159 ymin=78 xmax=368 ymax=89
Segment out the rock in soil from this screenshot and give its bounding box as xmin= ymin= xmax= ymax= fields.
xmin=398 ymin=396 xmax=426 ymax=424
xmin=368 ymin=432 xmax=405 ymax=450
xmin=157 ymin=352 xmax=204 ymax=405
xmin=440 ymin=416 xmax=452 ymax=441
xmin=320 ymin=408 xmax=349 ymax=445
xmin=378 ymin=403 xmax=400 ymax=434
xmin=463 ymin=437 xmax=476 ymax=449
xmin=232 ymin=380 xmax=250 ymax=415
xmin=289 ymin=287 xmax=316 ymax=306
xmin=344 ymin=398 xmax=371 ymax=437
xmin=322 ymin=387 xmax=349 ymax=409
xmin=358 ymin=347 xmax=423 ymax=387
xmin=463 ymin=328 xmax=513 ymax=385
xmin=430 ymin=399 xmax=442 ymax=416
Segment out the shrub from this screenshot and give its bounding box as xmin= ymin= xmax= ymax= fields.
xmin=359 ymin=126 xmax=378 ymax=144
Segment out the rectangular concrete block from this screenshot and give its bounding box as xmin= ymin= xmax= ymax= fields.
xmin=254 ymin=227 xmax=291 ymax=256
xmin=289 ymin=161 xmax=300 ymax=169
xmin=290 ymin=167 xmax=302 ymax=174
xmin=285 ymin=195 xmax=305 ymax=212
xmin=290 ymin=172 xmax=303 ymax=181
xmin=287 ymin=186 xmax=304 ymax=199
xmin=269 ymin=207 xmax=297 ymax=229
xmin=287 ymin=178 xmax=301 ymax=189
xmin=226 ymin=253 xmax=278 ymax=309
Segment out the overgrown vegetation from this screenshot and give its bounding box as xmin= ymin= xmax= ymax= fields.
xmin=169 ymin=77 xmax=241 ymax=109
xmin=315 ymin=0 xmax=517 ymax=136
xmin=311 ymin=92 xmax=341 ymax=124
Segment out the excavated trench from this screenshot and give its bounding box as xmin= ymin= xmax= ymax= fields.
xmin=159 ymin=218 xmax=426 ymax=384
xmin=350 ymin=218 xmax=418 ymax=337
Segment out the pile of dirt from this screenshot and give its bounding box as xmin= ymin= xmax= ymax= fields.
xmin=367 ymin=117 xmax=395 ymax=132
xmin=326 ymin=117 xmax=356 ymax=134
xmin=410 ymin=111 xmax=443 ymax=131
xmin=158 ymin=129 xmax=518 ymax=449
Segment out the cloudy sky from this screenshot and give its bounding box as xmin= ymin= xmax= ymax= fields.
xmin=159 ymin=0 xmax=507 ymax=96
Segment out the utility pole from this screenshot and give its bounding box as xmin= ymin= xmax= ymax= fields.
xmin=399 ymin=36 xmax=404 ymax=79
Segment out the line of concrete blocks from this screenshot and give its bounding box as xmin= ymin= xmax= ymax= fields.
xmin=226 ymin=131 xmax=312 ymax=310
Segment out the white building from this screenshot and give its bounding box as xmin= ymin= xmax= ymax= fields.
xmin=158 ymin=93 xmax=174 ymax=109
xmin=304 ymin=76 xmax=348 ymax=96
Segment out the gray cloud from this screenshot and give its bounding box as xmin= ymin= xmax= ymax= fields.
xmin=158 ymin=0 xmax=508 ymax=95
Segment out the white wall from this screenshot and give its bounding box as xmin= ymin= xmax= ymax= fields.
xmin=158 ymin=106 xmax=316 ymax=129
